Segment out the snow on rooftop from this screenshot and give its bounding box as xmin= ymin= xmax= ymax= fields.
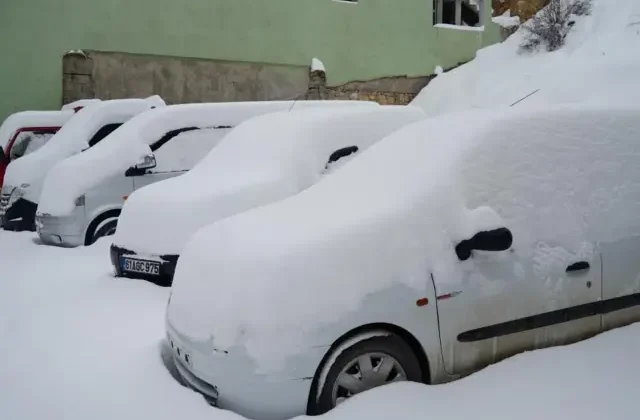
xmin=0 ymin=110 xmax=74 ymax=150
xmin=168 ymin=103 xmax=640 ymax=372
xmin=492 ymin=10 xmax=520 ymax=28
xmin=413 ymin=0 xmax=640 ymax=115
xmin=3 ymin=97 xmax=165 ymax=202
xmin=113 ymin=105 xmax=423 ymax=256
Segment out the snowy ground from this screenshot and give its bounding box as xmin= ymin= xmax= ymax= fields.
xmin=1 ymin=230 xmax=639 ymax=419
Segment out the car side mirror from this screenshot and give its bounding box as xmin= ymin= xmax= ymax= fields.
xmin=455 ymin=227 xmax=513 ymax=261
xmin=125 ymin=153 xmax=156 ymax=177
xmin=135 ymin=153 xmax=157 ymax=170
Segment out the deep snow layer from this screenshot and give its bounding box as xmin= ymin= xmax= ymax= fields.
xmin=0 ymin=110 xmax=74 ymax=149
xmin=412 ymin=0 xmax=640 ymax=114
xmin=0 ymin=231 xmax=638 ymax=420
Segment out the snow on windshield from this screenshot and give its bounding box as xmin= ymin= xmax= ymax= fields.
xmin=4 ymin=97 xmax=165 ymax=203
xmin=168 ymin=104 xmax=640 ymax=372
xmin=112 ymin=105 xmax=425 ymax=256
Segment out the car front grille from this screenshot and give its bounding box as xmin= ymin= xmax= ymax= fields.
xmin=0 ymin=193 xmax=10 ymax=213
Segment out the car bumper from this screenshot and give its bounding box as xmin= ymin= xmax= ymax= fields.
xmin=36 ymin=211 xmax=86 ymax=247
xmin=110 ymin=244 xmax=178 ymax=287
xmin=166 ymin=319 xmax=319 ymax=420
xmin=1 ymin=198 xmax=37 ymax=231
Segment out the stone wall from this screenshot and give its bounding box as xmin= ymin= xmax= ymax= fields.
xmin=63 ymin=50 xmax=309 ymax=105
xmin=492 ymin=0 xmax=550 ymax=22
xmin=306 ymin=67 xmax=455 ymax=105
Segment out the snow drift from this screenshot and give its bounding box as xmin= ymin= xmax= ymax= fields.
xmin=113 ymin=105 xmax=424 ymax=256
xmin=412 ymin=0 xmax=640 ymax=114
xmin=3 ymin=97 xmax=165 ymax=202
xmin=168 ymin=103 xmax=640 ymax=372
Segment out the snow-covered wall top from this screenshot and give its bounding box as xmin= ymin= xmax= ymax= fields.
xmin=168 ymin=103 xmax=640 ymax=372
xmin=3 ymin=96 xmax=165 ymax=203
xmin=0 ymin=110 xmax=75 ymax=150
xmin=112 ymin=105 xmax=425 ymax=255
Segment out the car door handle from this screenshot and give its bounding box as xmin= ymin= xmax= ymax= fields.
xmin=566 ymin=261 xmax=590 ymax=273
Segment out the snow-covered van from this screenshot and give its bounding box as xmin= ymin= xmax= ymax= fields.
xmin=0 ymin=110 xmax=77 ymax=191
xmin=111 ymin=105 xmax=424 ymax=286
xmin=0 ymin=96 xmax=164 ymax=231
xmin=166 ymin=104 xmax=640 ymax=419
xmin=34 ymin=101 xmax=373 ymax=247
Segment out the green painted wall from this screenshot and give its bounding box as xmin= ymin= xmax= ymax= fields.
xmin=0 ymin=0 xmax=501 ymax=121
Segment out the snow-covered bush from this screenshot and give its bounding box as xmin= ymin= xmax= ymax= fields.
xmin=520 ymin=0 xmax=593 ymax=52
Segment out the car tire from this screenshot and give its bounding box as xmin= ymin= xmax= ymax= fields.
xmin=313 ymin=335 xmax=422 ymax=414
xmin=90 ymin=219 xmax=118 ymax=244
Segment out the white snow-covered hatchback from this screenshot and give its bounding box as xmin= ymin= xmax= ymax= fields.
xmin=166 ymin=104 xmax=640 ymax=419
xmin=111 ymin=105 xmax=424 ymax=286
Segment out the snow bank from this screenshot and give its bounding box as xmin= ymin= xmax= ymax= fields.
xmin=39 ymin=101 xmax=340 ymax=216
xmin=113 ymin=105 xmax=423 ymax=255
xmin=412 ymin=0 xmax=640 ymax=114
xmin=0 ymin=110 xmax=74 ymax=149
xmin=3 ymin=97 xmax=165 ymax=203
xmin=309 ymin=323 xmax=640 ymax=420
xmin=168 ymin=103 xmax=640 ymax=372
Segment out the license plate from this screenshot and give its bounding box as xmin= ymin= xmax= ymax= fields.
xmin=170 ymin=339 xmax=193 ymax=368
xmin=121 ymin=257 xmax=160 ymax=275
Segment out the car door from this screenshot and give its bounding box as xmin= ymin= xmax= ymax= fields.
xmin=435 ymin=245 xmax=602 ymax=376
xmin=434 ymin=115 xmax=606 ymax=376
xmin=132 ymin=126 xmax=230 ymax=190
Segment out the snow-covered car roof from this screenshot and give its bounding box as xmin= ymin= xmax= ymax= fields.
xmin=60 ymin=99 xmax=102 ymax=111
xmin=0 ymin=110 xmax=75 ymax=150
xmin=38 ymin=101 xmax=372 ymax=216
xmin=113 ymin=105 xmax=425 ymax=255
xmin=168 ymin=103 xmax=640 ymax=371
xmin=3 ymin=96 xmax=165 ymax=202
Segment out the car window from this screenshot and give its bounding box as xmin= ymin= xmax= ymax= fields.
xmin=151 ymin=127 xmax=231 ymax=173
xmin=88 ymin=123 xmax=123 ymax=147
xmin=9 ymin=131 xmax=55 ymax=161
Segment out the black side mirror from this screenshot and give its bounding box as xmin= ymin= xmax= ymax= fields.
xmin=325 ymin=146 xmax=359 ymax=170
xmin=455 ymin=227 xmax=513 ymax=261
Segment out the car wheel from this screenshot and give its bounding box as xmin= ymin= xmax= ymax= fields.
xmin=314 ymin=335 xmax=421 ymax=414
xmin=91 ymin=219 xmax=118 ymax=244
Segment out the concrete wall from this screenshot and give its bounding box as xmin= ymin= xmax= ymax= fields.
xmin=63 ymin=51 xmax=309 ymax=105
xmin=0 ymin=0 xmax=502 ymax=121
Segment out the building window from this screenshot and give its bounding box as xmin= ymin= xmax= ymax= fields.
xmin=434 ymin=0 xmax=484 ymax=27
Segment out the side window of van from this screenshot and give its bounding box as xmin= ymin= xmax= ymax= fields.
xmin=88 ymin=123 xmax=123 ymax=147
xmin=150 ymin=126 xmax=231 ymax=173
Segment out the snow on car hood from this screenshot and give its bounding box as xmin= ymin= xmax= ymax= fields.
xmin=3 ymin=97 xmax=165 ymax=203
xmin=168 ymin=103 xmax=640 ymax=372
xmin=0 ymin=110 xmax=74 ymax=150
xmin=38 ymin=101 xmax=322 ymax=216
xmin=113 ymin=105 xmax=425 ymax=255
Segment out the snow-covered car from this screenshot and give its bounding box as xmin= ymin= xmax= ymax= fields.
xmin=0 ymin=96 xmax=165 ymax=231
xmin=0 ymin=109 xmax=77 ymax=191
xmin=110 ymin=105 xmax=423 ymax=286
xmin=34 ymin=101 xmax=371 ymax=247
xmin=165 ymin=103 xmax=640 ymax=419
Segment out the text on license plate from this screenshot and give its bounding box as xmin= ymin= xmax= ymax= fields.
xmin=122 ymin=257 xmax=160 ymax=275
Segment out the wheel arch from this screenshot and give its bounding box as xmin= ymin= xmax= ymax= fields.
xmin=306 ymin=322 xmax=431 ymax=415
xmin=84 ymin=208 xmax=121 ymax=245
